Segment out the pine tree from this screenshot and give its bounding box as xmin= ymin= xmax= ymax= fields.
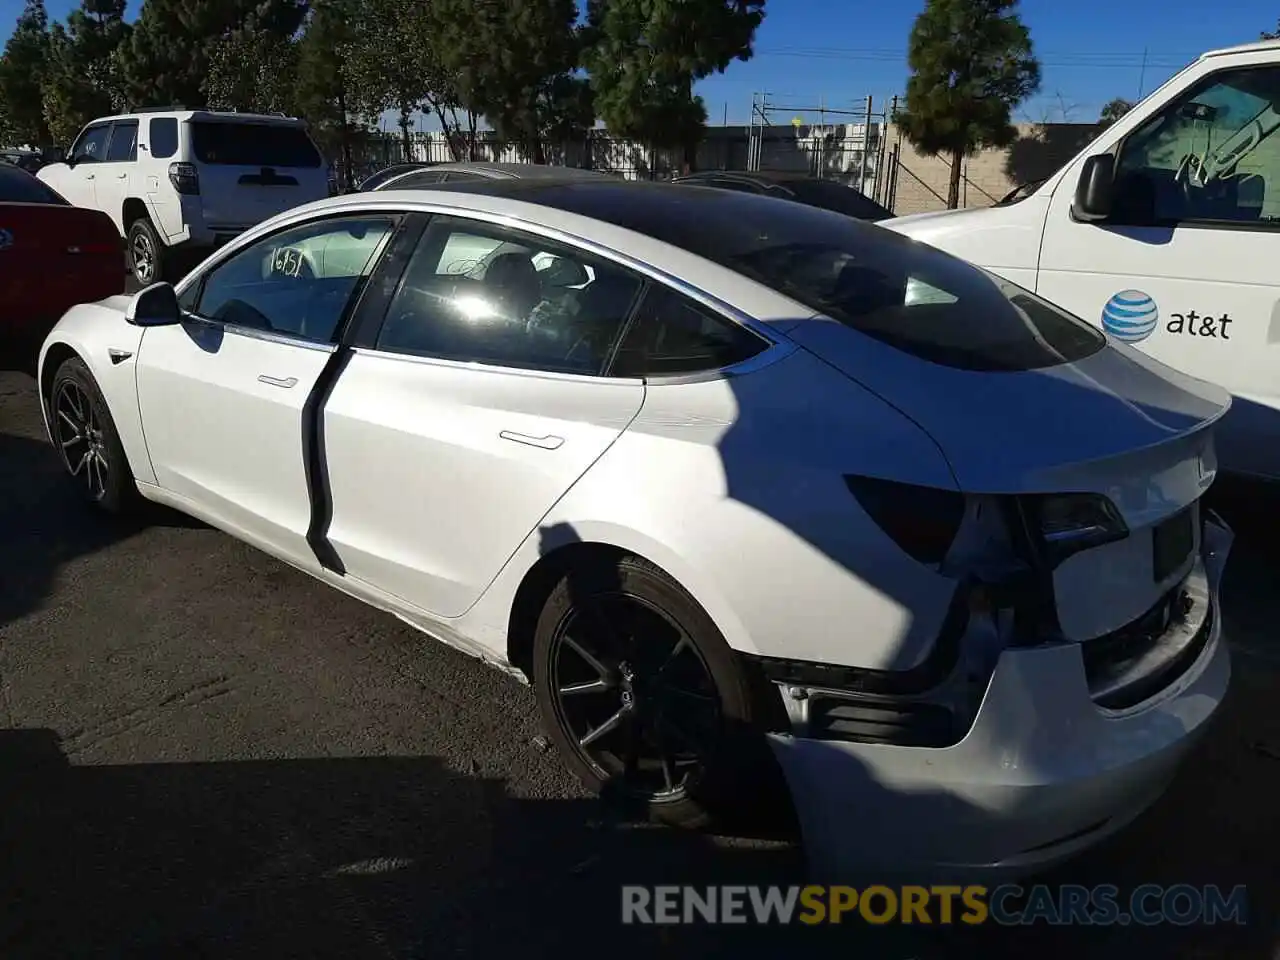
xmin=0 ymin=0 xmax=53 ymax=147
xmin=895 ymin=0 xmax=1040 ymax=209
xmin=582 ymin=0 xmax=764 ymax=170
xmin=431 ymin=0 xmax=586 ymax=164
xmin=117 ymin=0 xmax=306 ymax=109
xmin=42 ymin=0 xmax=131 ymax=144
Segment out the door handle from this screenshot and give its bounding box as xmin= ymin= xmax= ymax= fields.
xmin=85 ymin=173 xmax=95 ymax=180
xmin=499 ymin=430 xmax=564 ymax=450
xmin=116 ymin=173 xmax=127 ymax=179
xmin=257 ymin=374 xmax=298 ymax=389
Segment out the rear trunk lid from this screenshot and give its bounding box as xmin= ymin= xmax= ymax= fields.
xmin=790 ymin=316 xmax=1228 ymax=639
xmin=186 ymin=117 xmax=329 ymax=227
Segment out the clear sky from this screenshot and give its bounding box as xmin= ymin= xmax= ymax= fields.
xmin=4 ymin=0 xmax=1277 ymax=127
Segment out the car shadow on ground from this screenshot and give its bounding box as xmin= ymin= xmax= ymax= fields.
xmin=0 ymin=428 xmax=136 ymax=629
xmin=2 ymin=724 xmax=1273 ymax=960
xmin=0 ymin=726 xmax=942 ymax=959
xmin=0 ymin=400 xmax=204 ymax=631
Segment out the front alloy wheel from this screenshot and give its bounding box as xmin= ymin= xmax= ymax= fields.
xmin=48 ymin=356 xmax=141 ymax=516
xmin=53 ymin=379 xmax=110 ymax=501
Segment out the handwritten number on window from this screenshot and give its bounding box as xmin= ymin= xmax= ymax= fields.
xmin=271 ymin=246 xmax=305 ymax=278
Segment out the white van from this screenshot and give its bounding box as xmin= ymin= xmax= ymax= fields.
xmin=38 ymin=109 xmax=330 ymax=286
xmin=882 ymin=38 xmax=1280 ymax=481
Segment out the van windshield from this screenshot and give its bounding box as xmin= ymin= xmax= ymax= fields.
xmin=190 ymin=121 xmax=322 ymax=168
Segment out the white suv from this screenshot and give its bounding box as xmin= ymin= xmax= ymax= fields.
xmin=38 ymin=109 xmax=330 ymax=285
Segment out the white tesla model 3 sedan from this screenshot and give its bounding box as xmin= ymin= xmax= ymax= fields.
xmin=37 ymin=179 xmax=1233 ymax=879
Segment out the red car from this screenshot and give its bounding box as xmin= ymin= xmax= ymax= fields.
xmin=0 ymin=163 xmax=124 ymax=357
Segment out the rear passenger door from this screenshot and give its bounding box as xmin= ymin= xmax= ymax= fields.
xmin=319 ymin=214 xmax=648 ymax=618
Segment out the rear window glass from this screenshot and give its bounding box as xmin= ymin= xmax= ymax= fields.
xmin=190 ymin=121 xmax=321 ymax=168
xmin=727 ymin=233 xmax=1104 ymax=371
xmin=0 ymin=166 xmax=68 ymax=204
xmin=587 ymin=192 xmax=1103 ymax=372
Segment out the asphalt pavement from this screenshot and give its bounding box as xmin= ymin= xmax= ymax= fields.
xmin=1 ymin=360 xmax=1278 ymax=959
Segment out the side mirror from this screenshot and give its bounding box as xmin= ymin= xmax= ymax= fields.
xmin=1073 ymin=154 xmax=1115 ymax=221
xmin=125 ymin=282 xmax=181 ymax=326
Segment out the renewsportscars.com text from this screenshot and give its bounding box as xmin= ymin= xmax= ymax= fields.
xmin=620 ymin=884 xmax=1249 ymax=926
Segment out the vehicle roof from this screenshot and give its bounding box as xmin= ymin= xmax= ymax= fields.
xmin=369 ymin=178 xmax=897 ymax=255
xmin=425 ymin=161 xmax=615 ymax=180
xmin=1202 ymin=37 xmax=1280 ymax=58
xmin=93 ymin=110 xmax=307 ymax=125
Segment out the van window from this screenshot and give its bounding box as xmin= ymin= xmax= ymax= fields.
xmin=1115 ymin=66 xmax=1280 ymax=225
xmin=104 ymin=120 xmax=138 ymax=163
xmin=189 ymin=121 xmax=322 ymax=168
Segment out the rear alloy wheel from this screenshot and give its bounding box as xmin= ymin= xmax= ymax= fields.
xmin=50 ymin=356 xmax=140 ymax=515
xmin=128 ymin=218 xmax=165 ymax=286
xmin=532 ymin=556 xmax=760 ymax=828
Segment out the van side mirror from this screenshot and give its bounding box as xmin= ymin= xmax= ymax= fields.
xmin=125 ymin=282 xmax=181 ymax=326
xmin=1073 ymin=154 xmax=1115 ymax=221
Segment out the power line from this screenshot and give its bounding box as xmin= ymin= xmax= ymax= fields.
xmin=750 ymin=45 xmax=1200 ymax=69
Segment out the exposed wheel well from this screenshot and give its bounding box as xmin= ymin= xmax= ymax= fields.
xmin=122 ymin=198 xmax=150 ymax=230
xmin=505 ymin=540 xmax=629 ymax=678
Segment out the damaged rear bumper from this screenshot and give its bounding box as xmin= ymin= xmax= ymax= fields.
xmin=765 ymin=515 xmax=1233 ymax=882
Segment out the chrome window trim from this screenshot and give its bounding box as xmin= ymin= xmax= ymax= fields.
xmin=180 ymin=311 xmax=338 ymax=353
xmin=349 ymin=339 xmax=796 ymax=385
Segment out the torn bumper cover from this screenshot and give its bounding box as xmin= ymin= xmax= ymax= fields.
xmin=764 ymin=514 xmax=1233 ymax=882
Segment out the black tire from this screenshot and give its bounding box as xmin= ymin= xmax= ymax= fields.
xmin=532 ymin=555 xmax=760 ymax=829
xmin=48 ymin=356 xmax=141 ymax=516
xmin=127 ymin=217 xmax=167 ymax=287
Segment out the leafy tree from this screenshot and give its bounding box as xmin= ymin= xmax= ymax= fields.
xmin=582 ymin=0 xmax=764 ymax=170
xmin=895 ymin=0 xmax=1041 ymax=209
xmin=1098 ymin=97 xmax=1134 ymax=129
xmin=205 ymin=12 xmax=300 ymax=114
xmin=432 ymin=0 xmax=586 ymax=164
xmin=295 ymin=0 xmax=359 ymax=182
xmin=118 ymin=0 xmax=306 ymax=109
xmin=41 ymin=0 xmax=131 ymax=145
xmin=0 ymin=0 xmax=53 ymax=147
xmin=342 ymin=0 xmax=437 ymax=156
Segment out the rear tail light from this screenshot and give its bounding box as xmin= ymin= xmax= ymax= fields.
xmin=1022 ymin=492 xmax=1128 ymax=566
xmin=168 ymin=162 xmax=199 ymax=195
xmin=844 ymin=474 xmax=966 ymax=565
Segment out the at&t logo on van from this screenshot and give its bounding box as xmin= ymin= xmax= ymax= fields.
xmin=1101 ymin=290 xmax=1159 ymax=343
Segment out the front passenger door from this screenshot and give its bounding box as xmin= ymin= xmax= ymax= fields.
xmin=136 ymin=213 xmax=398 ymax=565
xmin=319 ymin=215 xmax=648 ymax=618
xmin=47 ymin=123 xmax=112 ymax=209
